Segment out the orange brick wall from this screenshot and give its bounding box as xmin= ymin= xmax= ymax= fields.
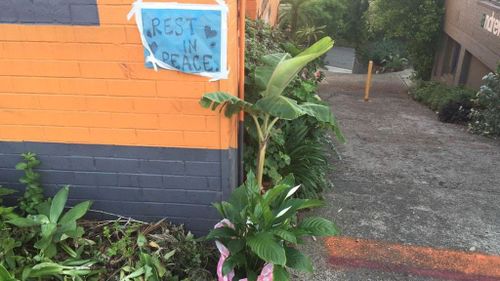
xmin=247 ymin=0 xmax=280 ymax=25
xmin=0 ymin=0 xmax=240 ymax=150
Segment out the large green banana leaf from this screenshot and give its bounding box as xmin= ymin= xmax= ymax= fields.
xmin=300 ymin=103 xmax=345 ymax=143
xmin=199 ymin=92 xmax=259 ymax=118
xmin=254 ymin=95 xmax=305 ymax=120
xmin=256 ymin=37 xmax=334 ymax=97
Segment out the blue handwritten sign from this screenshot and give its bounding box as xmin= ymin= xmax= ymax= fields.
xmin=141 ymin=8 xmax=223 ymax=74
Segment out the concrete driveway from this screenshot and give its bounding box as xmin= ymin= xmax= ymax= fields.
xmin=294 ymin=72 xmax=500 ymax=280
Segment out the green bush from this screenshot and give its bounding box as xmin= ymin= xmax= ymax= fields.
xmin=360 ymin=39 xmax=408 ymax=66
xmin=0 ymin=153 xmax=216 ymax=281
xmin=243 ymin=19 xmax=341 ymax=198
xmin=368 ymin=0 xmax=445 ymax=80
xmin=410 ymin=81 xmax=476 ymax=123
xmin=205 ymin=172 xmax=339 ymax=280
xmin=469 ymin=66 xmax=500 ymax=137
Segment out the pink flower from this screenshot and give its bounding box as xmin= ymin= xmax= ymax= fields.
xmin=314 ymin=71 xmax=322 ymax=79
xmin=214 ymin=220 xmax=274 ymax=281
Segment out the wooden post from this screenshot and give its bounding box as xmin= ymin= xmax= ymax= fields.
xmin=364 ymin=60 xmax=374 ymax=102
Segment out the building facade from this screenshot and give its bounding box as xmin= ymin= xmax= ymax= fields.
xmin=246 ymin=0 xmax=281 ymax=26
xmin=433 ymin=0 xmax=500 ymax=89
xmin=0 ymin=0 xmax=243 ymax=234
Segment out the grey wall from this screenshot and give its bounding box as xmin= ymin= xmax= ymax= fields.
xmin=0 ymin=141 xmax=237 ymax=234
xmin=0 ymin=0 xmax=100 ymax=25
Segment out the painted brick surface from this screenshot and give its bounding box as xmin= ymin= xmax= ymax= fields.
xmin=0 ymin=0 xmax=240 ymax=150
xmin=0 ymin=0 xmax=241 ymax=233
xmin=0 ymin=0 xmax=100 ymax=25
xmin=0 ymin=141 xmax=237 ymax=233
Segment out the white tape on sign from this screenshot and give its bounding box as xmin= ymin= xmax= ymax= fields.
xmin=128 ymin=0 xmax=230 ymax=81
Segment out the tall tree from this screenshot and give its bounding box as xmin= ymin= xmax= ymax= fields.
xmin=369 ymin=0 xmax=445 ymax=79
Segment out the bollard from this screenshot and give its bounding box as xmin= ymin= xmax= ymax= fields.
xmin=364 ymin=60 xmax=374 ymax=102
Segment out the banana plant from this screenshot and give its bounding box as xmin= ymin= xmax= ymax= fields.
xmin=8 ymin=186 xmax=92 ymax=259
xmin=200 ymin=37 xmax=344 ymax=190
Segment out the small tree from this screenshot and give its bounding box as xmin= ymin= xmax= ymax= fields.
xmin=200 ymin=37 xmax=344 ymax=191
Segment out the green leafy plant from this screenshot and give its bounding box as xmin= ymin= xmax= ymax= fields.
xmin=8 ymin=186 xmax=92 ymax=259
xmin=358 ymin=39 xmax=408 ymax=66
xmin=381 ymin=54 xmax=409 ymax=73
xmin=16 ymin=152 xmax=44 ymax=215
xmin=280 ymin=118 xmax=333 ymax=199
xmin=410 ymin=81 xmax=475 ymax=124
xmin=206 ymin=172 xmax=339 ymax=280
xmin=0 ymin=186 xmax=17 ymax=221
xmin=0 ymin=264 xmax=18 ymax=281
xmin=278 ymin=0 xmax=316 ymax=37
xmin=368 ymin=0 xmax=445 ymax=80
xmin=2 ymin=153 xmax=217 ymax=281
xmin=295 ymin=25 xmax=326 ymax=47
xmin=119 ymin=234 xmax=168 ymax=281
xmin=201 ymin=37 xmax=343 ymax=190
xmin=469 ymin=65 xmax=500 ymax=137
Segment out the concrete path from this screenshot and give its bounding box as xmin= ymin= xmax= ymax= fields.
xmin=294 ymin=72 xmax=500 ymax=280
xmin=325 ymin=46 xmax=355 ymax=72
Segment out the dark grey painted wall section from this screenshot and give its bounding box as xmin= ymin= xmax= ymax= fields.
xmin=0 ymin=141 xmax=238 ymax=235
xmin=0 ymin=0 xmax=100 ymax=25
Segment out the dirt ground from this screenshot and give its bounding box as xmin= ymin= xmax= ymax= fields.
xmin=294 ymin=72 xmax=500 ymax=280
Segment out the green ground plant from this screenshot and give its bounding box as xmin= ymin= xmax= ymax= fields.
xmin=205 ymin=172 xmax=339 ymax=280
xmin=0 ymin=154 xmax=217 ymax=281
xmin=469 ymin=66 xmax=500 ymax=137
xmin=367 ymin=0 xmax=445 ymax=79
xmin=17 ymin=152 xmax=45 ymax=215
xmin=410 ymin=81 xmax=476 ymax=124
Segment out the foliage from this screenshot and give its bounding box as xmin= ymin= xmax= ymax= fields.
xmin=16 ymin=152 xmax=45 ymax=215
xmin=0 ymin=153 xmax=217 ymax=281
xmin=339 ymin=0 xmax=369 ymax=47
xmin=381 ymin=54 xmax=409 ymax=73
xmin=367 ymin=0 xmax=445 ymax=79
xmin=200 ymin=37 xmax=343 ymax=189
xmin=299 ymin=0 xmax=346 ymax=43
xmin=279 ymin=0 xmax=370 ymax=48
xmin=244 ymin=19 xmax=337 ymax=198
xmin=245 ymin=19 xmax=285 ymax=99
xmin=410 ymin=81 xmax=476 ymax=124
xmin=8 ymin=186 xmax=92 ymax=259
xmin=280 ymin=118 xmax=333 ymax=199
xmin=295 ymin=25 xmax=326 ymax=47
xmin=278 ymin=0 xmax=316 ymax=38
xmin=469 ymin=66 xmax=500 ymax=137
xmin=359 ymin=39 xmax=408 ymax=66
xmin=2 ymin=184 xmax=99 ymax=280
xmin=205 ymin=172 xmax=340 ymax=280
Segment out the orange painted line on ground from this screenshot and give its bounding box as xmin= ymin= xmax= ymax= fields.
xmin=325 ymin=236 xmax=500 ymax=281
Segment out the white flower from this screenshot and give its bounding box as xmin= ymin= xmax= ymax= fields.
xmin=285 ymin=185 xmax=301 ymax=199
xmin=276 ymin=206 xmax=292 ymax=218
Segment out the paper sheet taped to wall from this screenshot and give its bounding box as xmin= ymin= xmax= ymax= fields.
xmin=128 ymin=0 xmax=229 ymax=81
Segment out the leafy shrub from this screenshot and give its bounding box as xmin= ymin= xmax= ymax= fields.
xmin=359 ymin=39 xmax=408 ymax=66
xmin=201 ymin=37 xmax=341 ymax=191
xmin=469 ymin=66 xmax=500 ymax=137
xmin=381 ymin=54 xmax=409 ymax=73
xmin=16 ymin=152 xmax=45 ymax=215
xmin=368 ymin=0 xmax=445 ymax=80
xmin=243 ymin=19 xmax=340 ymax=198
xmin=205 ymin=172 xmax=339 ymax=280
xmin=0 ymin=153 xmax=217 ymax=281
xmin=281 ymin=118 xmax=333 ymax=199
xmin=410 ymin=81 xmax=476 ymax=123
